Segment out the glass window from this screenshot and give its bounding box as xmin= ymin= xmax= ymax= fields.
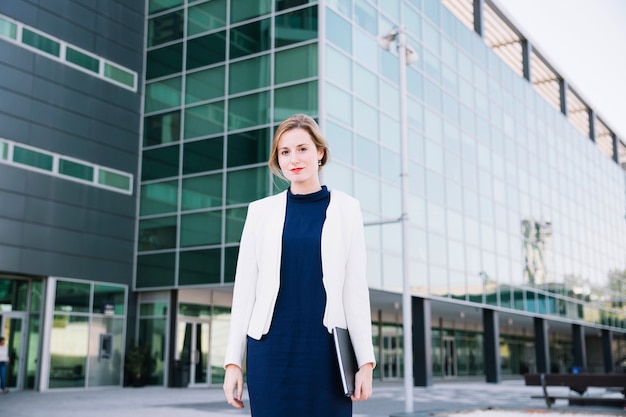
xmin=182 ymin=174 xmax=222 ymax=211
xmin=145 ymin=77 xmax=181 ymax=113
xmin=356 ymin=135 xmax=379 ymax=175
xmin=275 ymin=43 xmax=317 ymax=85
xmin=354 ymin=64 xmax=378 ymax=104
xmin=148 ymin=10 xmax=184 ymax=47
xmin=148 ymin=0 xmax=182 ymax=14
xmin=326 ymin=9 xmax=351 ymax=53
xmin=142 ymin=145 xmax=180 ymax=181
xmin=66 ymin=47 xmax=99 ymax=73
xmin=180 ymin=211 xmax=222 ymax=247
xmin=140 ymin=180 xmax=178 ymax=216
xmin=354 ymin=100 xmax=378 ymax=140
xmin=275 ymin=6 xmax=318 ymax=47
xmin=325 ymin=121 xmax=352 ymax=164
xmin=0 ymin=141 xmax=7 ymax=160
xmin=13 ymin=146 xmax=53 ymax=171
xmin=230 ymin=19 xmax=271 ymax=59
xmin=274 ymin=81 xmax=318 ymax=122
xmin=184 ymin=101 xmax=225 ymax=139
xmin=144 ymin=111 xmax=180 ymax=146
xmin=0 ymin=16 xmax=17 ymax=40
xmin=188 ymin=0 xmax=226 ymax=35
xmin=183 ymin=138 xmax=224 ymax=174
xmin=352 ymin=27 xmax=377 ymax=70
xmin=103 ymin=63 xmax=135 ymax=89
xmin=22 ymin=28 xmax=60 ymax=56
xmin=325 ymin=83 xmax=352 ymax=126
xmin=55 ymin=281 xmax=90 ymax=313
xmin=226 ymin=166 xmax=268 ymax=205
xmin=59 ymin=158 xmax=94 ymax=181
xmin=187 ymin=31 xmax=226 ymax=70
xmin=326 ymin=46 xmax=351 ymax=88
xmin=49 ymin=315 xmax=88 ymax=388
xmin=229 ymin=55 xmax=270 ymax=94
xmin=186 ymin=66 xmax=225 ymax=104
xmin=423 ymin=0 xmax=440 ymax=23
xmin=327 ymin=0 xmax=351 ymax=17
xmin=226 ymin=206 xmax=247 ymax=243
xmin=138 ymin=216 xmax=177 ymax=251
xmin=224 ymin=246 xmax=238 ymax=282
xmin=230 ymin=0 xmax=271 ymax=23
xmin=88 ymin=316 xmax=123 ymax=386
xmin=97 ymin=169 xmax=131 ymax=192
xmin=146 ymin=43 xmax=183 ymax=80
xmin=227 ymin=128 xmax=269 ymax=167
xmin=140 ymin=302 xmax=168 ymax=317
xmin=228 ymin=91 xmax=270 ymax=130
xmin=355 ymin=0 xmax=377 ymax=35
xmin=93 ymin=285 xmax=125 ymax=315
xmin=179 ymin=249 xmax=221 ymax=285
xmin=136 ymin=253 xmax=176 ymax=288
xmin=355 ymin=173 xmax=380 ymax=213
xmin=276 ymin=0 xmax=313 ymax=11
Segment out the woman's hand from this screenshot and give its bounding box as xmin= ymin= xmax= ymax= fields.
xmin=223 ymin=364 xmax=245 ymax=409
xmin=351 ymin=362 xmax=374 ymax=402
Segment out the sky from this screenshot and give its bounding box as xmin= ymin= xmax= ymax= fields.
xmin=492 ymin=0 xmax=626 ymax=141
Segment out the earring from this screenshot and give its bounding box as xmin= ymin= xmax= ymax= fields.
xmin=318 ymin=160 xmax=322 ymax=166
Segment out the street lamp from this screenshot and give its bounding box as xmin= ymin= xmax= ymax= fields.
xmin=378 ymin=26 xmax=417 ymax=414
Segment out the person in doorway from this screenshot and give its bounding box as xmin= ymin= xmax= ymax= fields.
xmin=0 ymin=336 xmax=9 ymax=394
xmin=223 ymin=114 xmax=376 ymax=416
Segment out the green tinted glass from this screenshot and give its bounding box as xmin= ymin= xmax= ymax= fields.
xmin=274 ymin=81 xmax=318 ymax=122
xmin=143 ymin=111 xmax=181 ymax=146
xmin=224 ymin=246 xmax=238 ymax=282
xmin=55 ymin=281 xmax=90 ymax=313
xmin=141 ymin=146 xmax=180 ymax=181
xmin=0 ymin=141 xmax=8 ymax=160
xmin=182 ymin=174 xmax=222 ymax=211
xmin=187 ymin=31 xmax=226 ymax=70
xmin=230 ymin=0 xmax=271 ymax=23
xmin=226 ymin=166 xmax=268 ymax=205
xmin=180 ymin=211 xmax=222 ymax=247
xmin=183 ymin=138 xmax=223 ymax=174
xmin=225 ymin=206 xmax=247 ymax=243
xmin=66 ymin=47 xmax=99 ymax=73
xmin=136 ymin=253 xmax=176 ymax=288
xmin=148 ymin=10 xmax=184 ymax=47
xmin=0 ymin=17 xmax=18 ymax=40
xmin=148 ymin=0 xmax=183 ymax=14
xmin=139 ymin=302 xmax=168 ymax=317
xmin=274 ymin=6 xmax=318 ymax=47
xmin=145 ymin=77 xmax=182 ymax=113
xmin=98 ymin=169 xmax=131 ymax=191
xmin=229 ymin=55 xmax=270 ymax=94
xmin=138 ymin=216 xmax=177 ymax=251
xmin=59 ymin=158 xmax=94 ymax=181
xmin=188 ymin=0 xmax=226 ymax=35
xmin=146 ymin=43 xmax=183 ymax=80
xmin=186 ymin=66 xmax=225 ymax=104
xmin=276 ymin=0 xmax=313 ymax=11
xmin=230 ymin=19 xmax=271 ymax=59
xmin=228 ymin=91 xmax=270 ymax=130
xmin=93 ymin=284 xmax=126 ymax=315
xmin=184 ymin=101 xmax=225 ymax=139
xmin=22 ymin=28 xmax=60 ymax=56
xmin=227 ymin=128 xmax=269 ymax=167
xmin=275 ymin=43 xmax=317 ymax=84
xmin=179 ymin=249 xmax=221 ymax=285
xmin=104 ymin=63 xmax=135 ymax=88
xmin=140 ymin=180 xmax=178 ymax=216
xmin=13 ymin=146 xmax=53 ymax=171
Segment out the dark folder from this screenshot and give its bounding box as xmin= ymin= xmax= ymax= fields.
xmin=332 ymin=327 xmax=358 ymax=397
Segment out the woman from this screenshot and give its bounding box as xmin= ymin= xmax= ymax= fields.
xmin=223 ymin=114 xmax=375 ymax=416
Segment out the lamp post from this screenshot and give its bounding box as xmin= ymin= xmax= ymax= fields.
xmin=378 ymin=26 xmax=417 ymax=414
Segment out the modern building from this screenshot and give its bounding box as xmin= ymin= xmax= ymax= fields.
xmin=0 ymin=0 xmax=624 ymax=391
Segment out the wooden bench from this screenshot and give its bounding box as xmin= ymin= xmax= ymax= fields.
xmin=524 ymin=373 xmax=626 ymax=408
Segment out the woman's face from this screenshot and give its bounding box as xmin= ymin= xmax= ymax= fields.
xmin=277 ymin=128 xmax=324 ymax=194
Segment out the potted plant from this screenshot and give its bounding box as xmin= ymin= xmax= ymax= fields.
xmin=124 ymin=344 xmax=154 ymax=387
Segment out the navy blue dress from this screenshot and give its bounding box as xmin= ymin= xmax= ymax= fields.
xmin=246 ymin=186 xmax=352 ymax=417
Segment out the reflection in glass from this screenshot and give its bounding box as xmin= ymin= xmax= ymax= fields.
xmin=49 ymin=315 xmax=88 ymax=388
xmin=275 ymin=6 xmax=318 ymax=47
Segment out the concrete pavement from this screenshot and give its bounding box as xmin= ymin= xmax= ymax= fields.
xmin=0 ymin=379 xmax=622 ymax=416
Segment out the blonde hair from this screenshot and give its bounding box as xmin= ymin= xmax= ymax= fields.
xmin=268 ymin=114 xmax=329 ymax=179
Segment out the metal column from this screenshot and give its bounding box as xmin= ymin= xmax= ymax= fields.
xmin=412 ymin=297 xmax=432 ymax=387
xmin=482 ymin=309 xmax=500 ymax=383
xmin=534 ymin=317 xmax=550 ymax=373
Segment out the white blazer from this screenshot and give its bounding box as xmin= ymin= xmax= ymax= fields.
xmin=224 ymin=188 xmax=376 ymax=369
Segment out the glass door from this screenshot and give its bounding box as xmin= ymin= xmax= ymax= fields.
xmin=442 ymin=337 xmax=457 ymax=378
xmin=382 ymin=333 xmax=401 ymax=380
xmin=176 ymin=319 xmax=209 ymax=387
xmin=1 ymin=313 xmax=26 ymax=390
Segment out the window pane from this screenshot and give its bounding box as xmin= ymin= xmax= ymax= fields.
xmin=225 ymin=207 xmax=247 ymax=243
xmin=180 ymin=211 xmax=222 ymax=247
xmin=183 ymin=138 xmax=224 ymax=174
xmin=0 ymin=141 xmax=7 ymax=160
xmin=182 ymin=174 xmax=222 ymax=211
xmin=227 ymin=128 xmax=269 ymax=167
xmin=93 ymin=285 xmax=125 ymax=315
xmin=188 ymin=0 xmax=226 ymax=35
xmin=103 ymin=63 xmax=135 ymax=88
xmin=187 ymin=31 xmax=226 ymax=70
xmin=136 ymin=253 xmax=175 ymax=288
xmin=0 ymin=16 xmax=17 ymax=40
xmin=140 ymin=180 xmax=178 ymax=216
xmin=138 ymin=216 xmax=177 ymax=251
xmin=143 ymin=111 xmax=180 ymax=146
xmin=276 ymin=0 xmax=313 ymax=11
xmin=229 ymin=55 xmax=270 ymax=94
xmin=229 ymin=19 xmax=271 ymax=59
xmin=184 ymin=101 xmax=225 ymax=139
xmin=275 ymin=43 xmax=317 ymax=85
xmin=326 ymin=46 xmax=351 ymax=87
xmin=49 ymin=315 xmax=88 ymax=388
xmin=13 ymin=146 xmax=53 ymax=171
xmin=179 ymin=249 xmax=221 ymax=285
xmin=228 ymin=91 xmax=270 ymax=130
xmin=55 ymin=281 xmax=90 ymax=313
xmin=185 ymin=66 xmax=225 ymax=104
xmin=355 ymin=0 xmax=377 ymax=35
xmin=325 ymin=83 xmax=352 ymax=125
xmin=145 ymin=77 xmax=181 ymax=113
xmin=148 ymin=0 xmax=183 ymax=14
xmin=274 ymin=81 xmax=318 ymax=122
xmin=88 ymin=317 xmax=123 ymax=386
xmin=59 ymin=158 xmax=94 ymax=181
xmin=148 ymin=10 xmax=184 ymax=47
xmin=226 ymin=166 xmax=268 ymax=205
xmin=230 ymin=0 xmax=271 ymax=23
xmin=66 ymin=47 xmax=99 ymax=73
xmin=22 ymin=28 xmax=60 ymax=56
xmin=224 ymin=246 xmax=238 ymax=282
xmin=354 ymin=64 xmax=378 ymax=104
xmin=325 ymin=9 xmax=351 ymax=53
xmin=274 ymin=6 xmax=318 ymax=47
xmin=142 ymin=145 xmax=180 ymax=181
xmin=356 ymin=135 xmax=379 ymax=175
xmin=97 ymin=169 xmax=131 ymax=191
xmin=146 ymin=43 xmax=183 ymax=80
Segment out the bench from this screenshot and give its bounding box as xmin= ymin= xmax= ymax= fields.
xmin=524 ymin=373 xmax=626 ymax=409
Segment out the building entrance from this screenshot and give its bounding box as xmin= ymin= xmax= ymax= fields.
xmin=176 ymin=318 xmax=210 ymax=386
xmin=1 ymin=312 xmax=27 ymax=390
xmin=442 ymin=337 xmax=457 ymax=378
